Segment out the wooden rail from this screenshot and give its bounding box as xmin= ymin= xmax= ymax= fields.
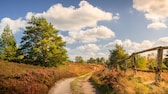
xmin=113 ymin=46 xmax=168 ymax=83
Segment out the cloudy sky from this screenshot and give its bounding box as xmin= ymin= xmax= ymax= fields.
xmin=1 ymin=0 xmax=168 ymax=60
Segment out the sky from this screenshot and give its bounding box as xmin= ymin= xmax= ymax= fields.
xmin=1 ymin=0 xmax=168 ymax=60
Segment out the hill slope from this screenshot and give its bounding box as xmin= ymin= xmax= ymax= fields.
xmin=0 ymin=60 xmax=98 ymax=94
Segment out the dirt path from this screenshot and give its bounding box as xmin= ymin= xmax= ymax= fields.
xmin=82 ymin=75 xmax=101 ymax=94
xmin=48 ymin=78 xmax=75 ymax=94
xmin=48 ymin=72 xmax=100 ymax=94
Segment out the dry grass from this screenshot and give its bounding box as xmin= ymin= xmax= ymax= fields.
xmin=91 ymin=69 xmax=168 ymax=94
xmin=0 ymin=60 xmax=98 ymax=94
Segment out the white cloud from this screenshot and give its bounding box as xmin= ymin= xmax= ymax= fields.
xmin=158 ymin=37 xmax=168 ymax=46
xmin=24 ymin=1 xmax=117 ymax=45
xmin=58 ymin=33 xmax=76 ymax=44
xmin=139 ymin=40 xmax=153 ymax=49
xmin=65 ymin=47 xmax=71 ymax=52
xmin=0 ymin=17 xmax=26 ymax=34
xmin=77 ymin=44 xmax=100 ymax=52
xmin=27 ymin=1 xmax=115 ymax=31
xmin=123 ymin=39 xmax=132 ymax=47
xmin=69 ymin=37 xmax=168 ymax=61
xmin=105 ymin=39 xmax=154 ymax=54
xmin=128 ymin=40 xmax=153 ymax=52
xmin=26 ymin=12 xmax=34 ymax=20
xmin=62 ymin=36 xmax=76 ymax=44
xmin=147 ymin=22 xmax=167 ymax=30
xmin=113 ymin=13 xmax=120 ymax=20
xmin=159 ymin=37 xmax=168 ymax=44
xmin=97 ymin=52 xmax=107 ymax=58
xmin=69 ymin=26 xmax=115 ymax=43
xmin=105 ymin=39 xmax=130 ymax=48
xmin=133 ymin=0 xmax=168 ymax=30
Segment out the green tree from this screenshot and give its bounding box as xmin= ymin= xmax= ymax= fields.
xmin=95 ymin=57 xmax=106 ymax=63
xmin=163 ymin=51 xmax=168 ymax=68
xmin=109 ymin=44 xmax=128 ymax=68
xmin=147 ymin=58 xmax=156 ymax=70
xmin=75 ymin=56 xmax=84 ymax=63
xmin=20 ymin=17 xmax=67 ymax=67
xmin=87 ymin=57 xmax=96 ymax=63
xmin=0 ymin=25 xmax=17 ymax=61
xmin=136 ymin=55 xmax=147 ymax=69
xmin=100 ymin=57 xmax=106 ymax=63
xmin=96 ymin=57 xmax=100 ymax=63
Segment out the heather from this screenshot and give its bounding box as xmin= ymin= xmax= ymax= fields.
xmin=91 ymin=69 xmax=168 ymax=94
xmin=0 ymin=60 xmax=94 ymax=94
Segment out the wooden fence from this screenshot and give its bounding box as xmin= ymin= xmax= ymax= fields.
xmin=114 ymin=46 xmax=168 ymax=83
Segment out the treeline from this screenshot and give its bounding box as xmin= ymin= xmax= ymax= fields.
xmin=0 ymin=16 xmax=67 ymax=67
xmin=74 ymin=56 xmax=107 ymax=64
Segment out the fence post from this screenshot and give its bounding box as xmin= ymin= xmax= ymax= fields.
xmin=155 ymin=47 xmax=163 ymax=83
xmin=132 ymin=54 xmax=136 ymax=76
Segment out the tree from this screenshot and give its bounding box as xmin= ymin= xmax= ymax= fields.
xmin=136 ymin=55 xmax=147 ymax=69
xmin=95 ymin=57 xmax=106 ymax=63
xmin=96 ymin=57 xmax=100 ymax=63
xmin=87 ymin=57 xmax=96 ymax=63
xmin=0 ymin=25 xmax=17 ymax=61
xmin=20 ymin=16 xmax=67 ymax=67
xmin=109 ymin=44 xmax=128 ymax=68
xmin=163 ymin=51 xmax=168 ymax=68
xmin=100 ymin=57 xmax=106 ymax=63
xmin=75 ymin=56 xmax=84 ymax=63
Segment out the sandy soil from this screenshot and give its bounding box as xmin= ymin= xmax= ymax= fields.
xmin=82 ymin=75 xmax=101 ymax=94
xmin=48 ymin=73 xmax=100 ymax=94
xmin=48 ymin=78 xmax=75 ymax=94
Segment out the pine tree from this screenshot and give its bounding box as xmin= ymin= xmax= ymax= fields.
xmin=109 ymin=44 xmax=128 ymax=68
xmin=0 ymin=25 xmax=17 ymax=61
xmin=20 ymin=16 xmax=67 ymax=67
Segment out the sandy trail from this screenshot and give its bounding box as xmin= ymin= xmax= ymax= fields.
xmin=82 ymin=75 xmax=101 ymax=94
xmin=48 ymin=72 xmax=100 ymax=94
xmin=48 ymin=78 xmax=75 ymax=94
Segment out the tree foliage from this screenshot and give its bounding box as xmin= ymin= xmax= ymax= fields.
xmin=87 ymin=57 xmax=96 ymax=63
xmin=109 ymin=44 xmax=128 ymax=66
xmin=87 ymin=57 xmax=106 ymax=63
xmin=163 ymin=51 xmax=168 ymax=68
xmin=75 ymin=56 xmax=84 ymax=63
xmin=0 ymin=25 xmax=17 ymax=61
xmin=20 ymin=17 xmax=67 ymax=67
xmin=136 ymin=55 xmax=147 ymax=69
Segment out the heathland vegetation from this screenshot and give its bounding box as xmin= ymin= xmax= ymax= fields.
xmin=0 ymin=17 xmax=103 ymax=94
xmin=0 ymin=60 xmax=99 ymax=93
xmin=0 ymin=16 xmax=168 ymax=94
xmin=91 ymin=45 xmax=168 ymax=94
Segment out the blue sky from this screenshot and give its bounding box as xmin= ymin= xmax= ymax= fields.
xmin=0 ymin=0 xmax=168 ymax=60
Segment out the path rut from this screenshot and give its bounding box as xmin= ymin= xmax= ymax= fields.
xmin=48 ymin=78 xmax=75 ymax=94
xmin=48 ymin=73 xmax=100 ymax=94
